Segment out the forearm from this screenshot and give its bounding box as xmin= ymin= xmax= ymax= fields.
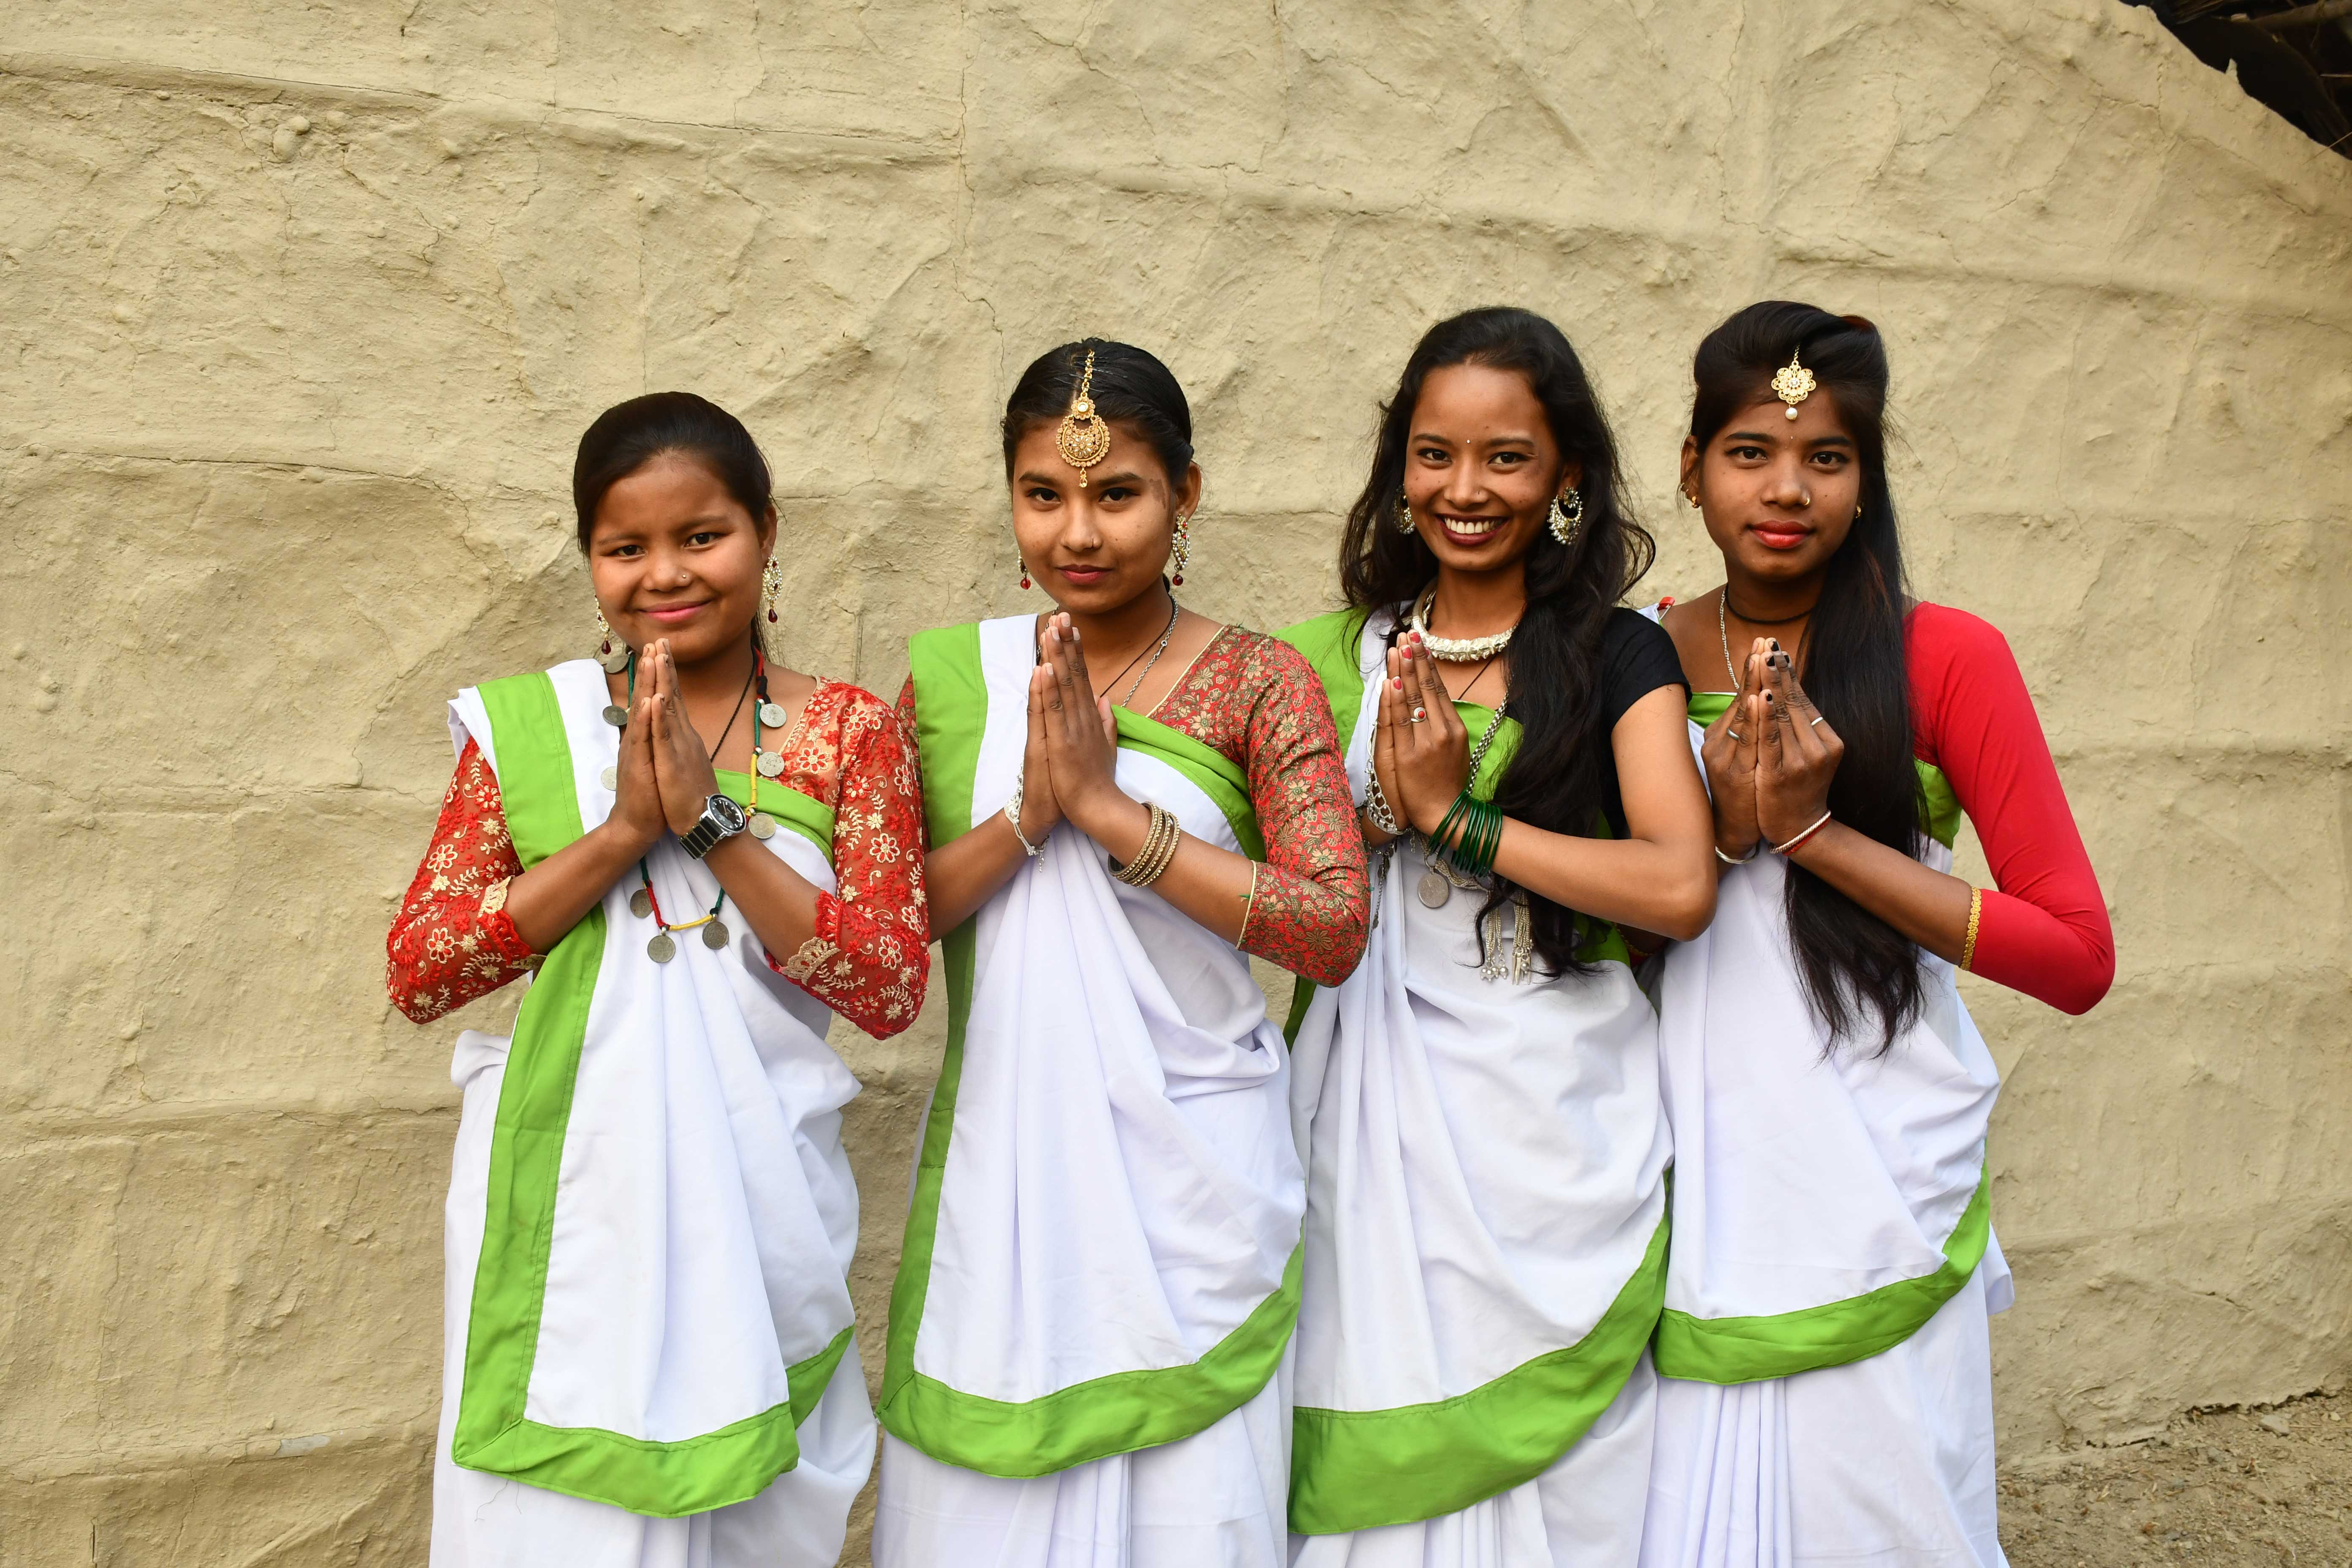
xmin=503 ymin=821 xmax=651 ymax=952
xmin=1488 ymin=822 xmax=1715 ymax=941
xmin=923 ymin=814 xmax=1033 ymax=937
xmin=1782 ymin=821 xmax=1973 ymax=962
xmin=1079 ymin=790 xmax=1257 ymax=945
xmin=700 ymin=832 xmax=825 ymax=957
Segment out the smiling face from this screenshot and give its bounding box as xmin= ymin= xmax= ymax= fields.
xmin=1682 ymin=392 xmax=1864 ymax=586
xmin=1403 ymin=362 xmax=1579 ymax=578
xmin=586 ymin=451 xmax=775 ymax=665
xmin=1009 ymin=420 xmax=1202 ymax=615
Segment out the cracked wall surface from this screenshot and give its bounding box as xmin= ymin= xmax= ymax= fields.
xmin=3 ymin=0 xmax=2348 ymax=1560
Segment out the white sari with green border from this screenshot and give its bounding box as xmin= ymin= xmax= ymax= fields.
xmin=1638 ymin=628 xmax=2011 ymax=1568
xmin=429 ymin=660 xmax=874 ymax=1567
xmin=1278 ymin=609 xmax=1670 ymax=1565
xmin=874 ymin=615 xmax=1303 ymax=1568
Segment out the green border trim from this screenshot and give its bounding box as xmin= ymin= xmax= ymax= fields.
xmin=447 ymin=671 xmax=814 ymax=1516
xmin=717 ymin=767 xmax=835 ymax=862
xmin=1685 ymin=691 xmax=1958 ymax=849
xmin=880 ymin=623 xmax=1294 ymax=1475
xmin=1289 ymin=1212 xmax=1670 ymax=1535
xmin=1652 ymin=1165 xmax=1991 ymax=1384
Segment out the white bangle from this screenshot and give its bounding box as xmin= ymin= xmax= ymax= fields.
xmin=1770 ymin=809 xmax=1834 ymax=856
xmin=1715 ymin=842 xmax=1759 ymax=866
xmin=1006 ymin=777 xmax=1045 ymax=858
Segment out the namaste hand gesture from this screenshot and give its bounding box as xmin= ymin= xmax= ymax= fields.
xmin=1374 ymin=631 xmax=1472 ymax=837
xmin=607 ymin=639 xmax=725 ymax=854
xmin=1029 ymin=612 xmax=1126 ymax=839
xmin=1703 ymin=638 xmax=1844 ymax=857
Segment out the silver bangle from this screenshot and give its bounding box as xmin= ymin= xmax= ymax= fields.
xmin=1364 ymin=771 xmax=1406 ymax=838
xmin=1715 ymin=842 xmax=1759 ymax=866
xmin=1006 ymin=777 xmax=1045 ymax=858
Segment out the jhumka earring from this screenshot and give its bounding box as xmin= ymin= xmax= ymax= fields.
xmin=1171 ymin=512 xmax=1193 ymax=586
xmin=1018 ymin=551 xmax=1032 ymax=591
xmin=1396 ymin=488 xmax=1417 ymax=534
xmin=761 ymin=555 xmax=782 ymax=624
xmin=1772 ymin=347 xmax=1816 ymax=422
xmin=594 ymin=602 xmax=631 ymax=671
xmin=1548 ymin=487 xmax=1585 ymax=547
xmin=1056 ymin=348 xmax=1111 ymax=488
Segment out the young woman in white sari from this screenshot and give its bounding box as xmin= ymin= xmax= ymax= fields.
xmin=1280 ymin=306 xmax=1717 ymax=1566
xmin=874 ymin=339 xmax=1371 ymax=1568
xmin=1639 ymin=303 xmax=2115 ymax=1568
xmin=387 ymin=392 xmax=929 ymax=1566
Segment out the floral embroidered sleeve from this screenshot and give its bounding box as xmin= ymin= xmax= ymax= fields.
xmin=386 ymin=736 xmax=542 ymax=1024
xmin=761 ymin=683 xmax=931 ymax=1038
xmin=1157 ymin=630 xmax=1369 ymax=986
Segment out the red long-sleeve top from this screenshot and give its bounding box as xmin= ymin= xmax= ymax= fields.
xmin=386 ymin=679 xmax=930 ymax=1038
xmin=1908 ymin=603 xmax=2113 ymax=1015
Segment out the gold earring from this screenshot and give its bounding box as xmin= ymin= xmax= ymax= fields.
xmin=1548 ymin=488 xmax=1584 ymax=547
xmin=762 ymin=556 xmax=782 ymax=625
xmin=1018 ymin=550 xmax=1032 ymax=591
xmin=1396 ymin=488 xmax=1416 ymax=534
xmin=595 ymin=603 xmax=630 ymax=672
xmin=1171 ymin=512 xmax=1192 ymax=586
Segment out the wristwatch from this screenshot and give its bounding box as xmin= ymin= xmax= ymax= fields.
xmin=679 ymin=793 xmax=749 ymax=859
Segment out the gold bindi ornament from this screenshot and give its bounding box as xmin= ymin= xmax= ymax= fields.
xmin=1056 ymin=348 xmax=1112 ymax=486
xmin=1771 ymin=347 xmax=1816 ymax=421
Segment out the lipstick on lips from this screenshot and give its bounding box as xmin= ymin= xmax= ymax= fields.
xmin=1057 ymin=564 xmax=1113 ymax=586
xmin=640 ymin=601 xmax=708 ymax=623
xmin=1750 ymin=521 xmax=1811 ymax=551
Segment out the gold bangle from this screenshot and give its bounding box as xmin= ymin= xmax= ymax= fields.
xmin=1112 ymin=803 xmax=1182 ymax=887
xmin=1239 ymin=861 xmax=1260 ymax=945
xmin=1960 ymin=886 xmax=1983 ymax=971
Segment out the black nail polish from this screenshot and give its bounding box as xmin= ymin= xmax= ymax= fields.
xmin=1769 ymin=638 xmax=1781 ymax=652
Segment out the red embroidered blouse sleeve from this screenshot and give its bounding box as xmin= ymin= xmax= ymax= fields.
xmin=1908 ymin=603 xmax=2115 ymax=1015
xmin=760 ymin=682 xmax=930 ymax=1038
xmin=1155 ymin=629 xmax=1370 ymax=985
xmin=386 ymin=735 xmax=542 ymax=1024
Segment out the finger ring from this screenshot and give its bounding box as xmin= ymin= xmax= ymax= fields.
xmin=1726 ymin=730 xmax=1744 ymax=742
xmin=1409 ymin=707 xmax=1427 ymax=724
xmin=1808 ymin=716 xmax=1826 ymax=728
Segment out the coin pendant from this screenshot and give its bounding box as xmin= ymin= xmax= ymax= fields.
xmin=749 ymin=812 xmax=777 ymax=841
xmin=647 ymin=931 xmax=677 ymax=964
xmin=629 ymin=888 xmax=653 ymax=919
xmin=599 ymin=765 xmax=618 ymax=791
xmin=756 ymin=750 xmax=784 ymax=778
xmin=1418 ymin=868 xmax=1452 ymax=909
xmin=600 ymin=647 xmax=634 ymax=673
xmin=759 ymin=702 xmax=787 ymax=729
xmin=603 ymin=705 xmax=628 ymax=728
xmin=702 ymin=919 xmax=731 ymax=950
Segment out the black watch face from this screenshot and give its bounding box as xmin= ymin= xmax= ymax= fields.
xmin=708 ymin=794 xmax=748 ymax=834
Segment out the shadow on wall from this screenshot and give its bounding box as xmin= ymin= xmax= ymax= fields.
xmin=2127 ymin=0 xmax=2352 ymax=153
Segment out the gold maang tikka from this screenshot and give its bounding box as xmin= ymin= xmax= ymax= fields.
xmin=1771 ymin=347 xmax=1816 ymax=422
xmin=1056 ymin=348 xmax=1112 ymax=487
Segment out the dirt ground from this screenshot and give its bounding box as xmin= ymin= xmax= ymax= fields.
xmin=2001 ymin=1391 xmax=2352 ymax=1566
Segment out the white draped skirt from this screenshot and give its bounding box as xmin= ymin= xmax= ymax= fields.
xmin=1288 ymin=1355 xmax=1658 ymax=1568
xmin=1640 ymin=1265 xmax=2009 ymax=1568
xmin=430 ymin=1048 xmax=877 ymax=1568
xmin=874 ymin=1349 xmax=1293 ymax=1568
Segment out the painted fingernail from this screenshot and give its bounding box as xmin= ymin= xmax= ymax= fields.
xmin=1769 ymin=638 xmax=1781 ymax=651
xmin=1391 ymin=677 xmax=1404 ymax=691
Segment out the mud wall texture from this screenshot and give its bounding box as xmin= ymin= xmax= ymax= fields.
xmin=3 ymin=0 xmax=2348 ymax=1560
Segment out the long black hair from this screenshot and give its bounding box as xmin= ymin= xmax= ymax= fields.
xmin=1339 ymin=306 xmax=1655 ymax=977
xmin=1691 ymin=301 xmax=1921 ymax=1053
xmin=1001 ymin=339 xmax=1194 ymax=487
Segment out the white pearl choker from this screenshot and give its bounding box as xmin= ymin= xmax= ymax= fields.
xmin=1408 ymin=584 xmax=1517 ymax=662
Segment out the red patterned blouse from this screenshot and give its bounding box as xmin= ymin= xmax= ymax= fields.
xmin=386 ymin=679 xmax=930 ymax=1039
xmin=896 ymin=625 xmax=1369 ymax=986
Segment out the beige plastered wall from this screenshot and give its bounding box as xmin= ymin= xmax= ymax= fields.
xmin=3 ymin=0 xmax=2349 ymax=1560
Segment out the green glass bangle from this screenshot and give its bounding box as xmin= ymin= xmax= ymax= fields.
xmin=1429 ymin=791 xmax=1475 ymax=858
xmin=1468 ymin=799 xmax=1502 ymax=877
